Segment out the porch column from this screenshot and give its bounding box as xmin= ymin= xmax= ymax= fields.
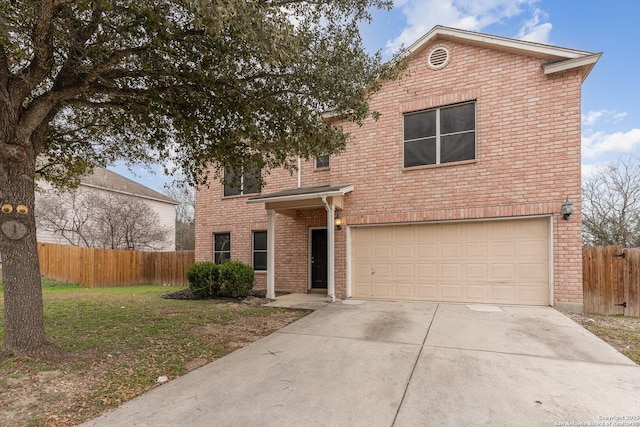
xmin=327 ymin=204 xmax=336 ymax=302
xmin=266 ymin=209 xmax=275 ymax=299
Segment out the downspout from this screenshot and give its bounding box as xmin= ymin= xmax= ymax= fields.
xmin=321 ymin=195 xmax=336 ymax=302
xmin=297 ymin=157 xmax=301 ymax=189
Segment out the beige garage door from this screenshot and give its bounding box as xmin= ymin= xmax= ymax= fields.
xmin=351 ymin=218 xmax=550 ymax=305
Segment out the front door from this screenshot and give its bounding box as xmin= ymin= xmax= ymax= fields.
xmin=311 ymin=229 xmax=328 ymax=289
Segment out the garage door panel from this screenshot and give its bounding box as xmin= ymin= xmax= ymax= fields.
xmin=351 ymin=218 xmax=550 ymax=305
xmin=465 ymin=284 xmax=488 ymax=300
xmin=418 ymin=243 xmax=437 ymax=257
xmin=395 ymin=245 xmax=414 ymax=258
xmin=466 ymin=264 xmax=488 ymax=279
xmin=374 ymin=246 xmax=392 ymax=258
xmin=491 ymin=241 xmax=517 ymax=257
xmin=395 ymin=283 xmax=415 ymax=298
xmin=373 ymin=263 xmax=393 ymax=278
xmin=417 ymin=284 xmax=437 ymax=298
xmin=440 ymin=283 xmax=462 ymax=299
xmin=395 ymin=264 xmax=414 ymax=278
xmin=441 ymin=243 xmax=462 ymax=257
xmin=519 ymin=264 xmax=548 ymax=281
xmin=465 ymin=242 xmax=488 ymax=257
xmin=491 ymin=264 xmax=516 ymax=280
xmin=441 ymin=263 xmax=462 ymax=278
xmin=417 ymin=264 xmax=437 ymax=279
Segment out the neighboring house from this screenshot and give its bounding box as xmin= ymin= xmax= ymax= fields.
xmin=195 ymin=26 xmax=600 ymax=312
xmin=37 ymin=167 xmax=178 ymax=251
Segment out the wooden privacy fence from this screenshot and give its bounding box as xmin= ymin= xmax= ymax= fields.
xmin=583 ymin=246 xmax=640 ymax=316
xmin=38 ymin=243 xmax=194 ymax=287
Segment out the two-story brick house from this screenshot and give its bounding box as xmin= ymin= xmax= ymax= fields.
xmin=195 ymin=26 xmax=600 ymax=312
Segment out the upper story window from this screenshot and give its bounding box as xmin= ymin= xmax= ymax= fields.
xmin=214 ymin=232 xmax=230 ymax=264
xmin=223 ymin=165 xmax=260 ymax=197
xmin=403 ymin=101 xmax=476 ymax=168
xmin=315 ymin=154 xmax=330 ymax=169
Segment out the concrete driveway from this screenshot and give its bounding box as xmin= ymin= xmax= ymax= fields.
xmin=83 ymin=301 xmax=640 ymax=426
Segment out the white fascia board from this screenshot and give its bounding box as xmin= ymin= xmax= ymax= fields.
xmin=405 ymin=26 xmax=594 ymax=61
xmin=542 ymin=53 xmax=603 ymax=81
xmin=247 ymin=185 xmax=354 ymax=204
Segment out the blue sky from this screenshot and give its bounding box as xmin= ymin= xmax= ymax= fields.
xmin=112 ymin=0 xmax=640 ymax=192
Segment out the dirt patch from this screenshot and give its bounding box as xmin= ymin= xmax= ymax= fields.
xmin=0 ymin=300 xmax=307 ymax=427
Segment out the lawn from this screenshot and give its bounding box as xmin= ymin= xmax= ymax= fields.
xmin=0 ymin=279 xmax=308 ymax=426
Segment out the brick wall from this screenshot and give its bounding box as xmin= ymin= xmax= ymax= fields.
xmin=195 ymin=37 xmax=585 ymax=304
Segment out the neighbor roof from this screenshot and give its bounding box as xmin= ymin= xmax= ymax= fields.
xmin=80 ymin=167 xmax=178 ymax=205
xmin=402 ymin=25 xmax=602 ymax=80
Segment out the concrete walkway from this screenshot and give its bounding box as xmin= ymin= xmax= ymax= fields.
xmin=82 ymin=301 xmax=640 ymax=426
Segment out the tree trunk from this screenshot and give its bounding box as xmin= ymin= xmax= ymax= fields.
xmin=0 ymin=136 xmax=50 ymax=356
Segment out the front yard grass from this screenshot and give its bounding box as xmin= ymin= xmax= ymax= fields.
xmin=563 ymin=311 xmax=640 ymax=365
xmin=0 ymin=279 xmax=308 ymax=426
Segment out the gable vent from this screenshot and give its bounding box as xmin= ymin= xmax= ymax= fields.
xmin=427 ymin=47 xmax=450 ymax=70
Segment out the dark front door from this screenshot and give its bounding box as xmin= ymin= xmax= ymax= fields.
xmin=311 ymin=229 xmax=328 ymax=289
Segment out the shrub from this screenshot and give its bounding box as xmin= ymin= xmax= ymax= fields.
xmin=186 ymin=262 xmax=221 ymax=299
xmin=219 ymin=261 xmax=254 ymax=299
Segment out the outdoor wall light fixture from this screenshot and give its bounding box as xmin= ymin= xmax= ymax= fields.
xmin=335 ymin=212 xmax=342 ymax=230
xmin=561 ymin=197 xmax=573 ymax=220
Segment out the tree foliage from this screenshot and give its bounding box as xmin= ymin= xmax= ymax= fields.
xmin=1 ymin=0 xmax=396 ymax=186
xmin=582 ymin=157 xmax=640 ymax=247
xmin=0 ymin=0 xmax=399 ymax=356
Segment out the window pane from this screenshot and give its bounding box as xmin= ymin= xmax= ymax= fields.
xmin=316 ymin=154 xmax=330 ymax=168
xmin=253 ymin=231 xmax=267 ymax=251
xmin=441 ymin=103 xmax=475 ymax=134
xmin=440 ymin=132 xmax=476 ymax=163
xmin=404 ymin=110 xmax=436 ymax=140
xmin=404 ymin=138 xmax=436 ymax=167
xmin=243 ymin=164 xmax=261 ymax=195
xmin=214 ymin=233 xmax=230 ymax=252
xmin=223 ymin=168 xmax=241 ymax=196
xmin=253 ymin=252 xmax=267 ymax=271
xmin=215 ymin=251 xmax=230 ymax=265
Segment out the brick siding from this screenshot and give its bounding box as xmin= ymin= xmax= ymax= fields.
xmin=195 ymin=37 xmax=585 ymax=304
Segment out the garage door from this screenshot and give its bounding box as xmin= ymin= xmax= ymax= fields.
xmin=351 ymin=218 xmax=550 ymax=305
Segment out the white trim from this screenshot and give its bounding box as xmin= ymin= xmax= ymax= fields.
xmin=247 ymin=185 xmax=354 ymax=204
xmin=404 ymin=26 xmax=595 ymax=61
xmin=348 ymin=213 xmax=553 ymax=229
xmin=266 ymin=210 xmax=275 ymax=299
xmin=346 ymin=226 xmax=352 ymax=298
xmin=549 ymin=216 xmax=555 ymax=307
xmin=542 ymin=53 xmax=602 ymax=80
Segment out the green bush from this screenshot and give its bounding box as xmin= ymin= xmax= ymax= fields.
xmin=219 ymin=261 xmax=254 ymax=299
xmin=186 ymin=262 xmax=221 ymax=299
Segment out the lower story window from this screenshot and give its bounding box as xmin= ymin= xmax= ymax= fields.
xmin=214 ymin=232 xmax=230 ymax=264
xmin=253 ymin=230 xmax=267 ymax=271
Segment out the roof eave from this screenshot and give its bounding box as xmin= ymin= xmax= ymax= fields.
xmin=404 ymin=25 xmax=595 ymax=62
xmin=247 ymin=184 xmax=354 ymax=204
xmin=542 ymin=52 xmax=603 ymax=81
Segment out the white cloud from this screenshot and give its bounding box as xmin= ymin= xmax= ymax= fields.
xmin=517 ymin=8 xmax=551 ymax=43
xmin=582 ymin=129 xmax=640 ymax=159
xmin=581 ymin=162 xmax=606 ymax=178
xmin=582 ymin=109 xmax=628 ymax=127
xmin=385 ymin=0 xmax=547 ymax=54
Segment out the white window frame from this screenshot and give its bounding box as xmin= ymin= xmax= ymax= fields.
xmin=403 ymin=101 xmax=476 ymax=168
